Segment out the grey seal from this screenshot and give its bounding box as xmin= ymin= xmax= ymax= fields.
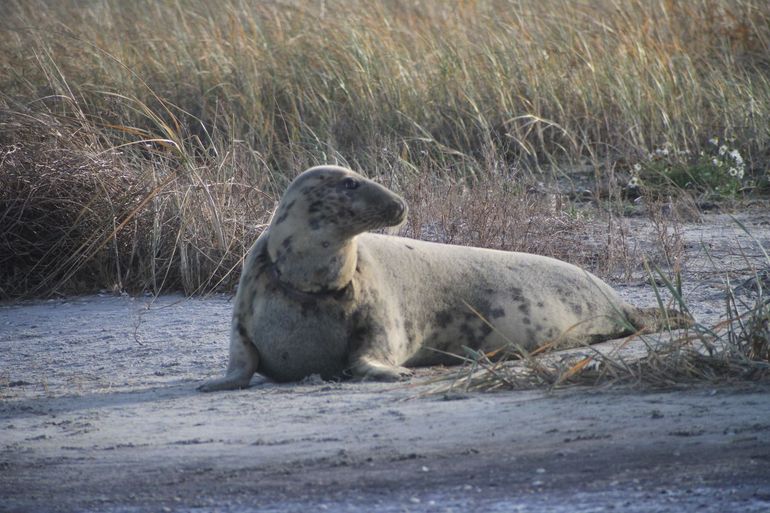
xmin=199 ymin=165 xmax=690 ymax=390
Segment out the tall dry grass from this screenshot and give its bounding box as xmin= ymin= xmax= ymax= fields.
xmin=1 ymin=0 xmax=769 ymax=297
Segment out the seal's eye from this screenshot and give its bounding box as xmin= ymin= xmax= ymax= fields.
xmin=343 ymin=178 xmax=360 ymax=190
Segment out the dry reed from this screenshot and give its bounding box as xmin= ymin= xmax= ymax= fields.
xmin=1 ymin=0 xmax=769 ymax=297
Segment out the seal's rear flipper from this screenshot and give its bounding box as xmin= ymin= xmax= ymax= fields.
xmin=624 ymin=305 xmax=694 ymax=333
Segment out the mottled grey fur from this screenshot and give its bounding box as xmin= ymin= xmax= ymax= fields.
xmin=199 ymin=166 xmax=691 ymax=390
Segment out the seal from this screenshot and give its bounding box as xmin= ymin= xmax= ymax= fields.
xmin=199 ymin=165 xmax=691 ymax=391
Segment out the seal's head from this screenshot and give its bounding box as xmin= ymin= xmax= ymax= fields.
xmin=272 ymin=166 xmax=406 ymax=236
xmin=266 ymin=166 xmax=407 ymax=292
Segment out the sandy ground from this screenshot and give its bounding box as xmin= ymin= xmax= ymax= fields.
xmin=2 ymin=211 xmax=770 ymax=512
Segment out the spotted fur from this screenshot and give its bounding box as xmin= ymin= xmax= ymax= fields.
xmin=199 ymin=165 xmax=692 ymax=391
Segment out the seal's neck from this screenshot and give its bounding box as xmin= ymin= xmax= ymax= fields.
xmin=266 ymin=231 xmax=357 ymax=294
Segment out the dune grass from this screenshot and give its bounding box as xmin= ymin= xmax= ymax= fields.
xmin=1 ymin=0 xmax=770 ymax=297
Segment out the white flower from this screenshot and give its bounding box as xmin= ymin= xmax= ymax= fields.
xmin=719 ymin=145 xmax=728 ymax=155
xmin=633 ymin=163 xmax=642 ymax=172
xmin=712 ymin=158 xmax=719 ymax=166
xmin=628 ymin=176 xmax=641 ymax=187
xmin=728 ymin=167 xmax=738 ymax=177
xmin=729 ymin=149 xmax=743 ymax=165
xmin=709 ymin=137 xmax=719 ymax=146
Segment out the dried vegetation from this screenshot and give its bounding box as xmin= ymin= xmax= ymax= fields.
xmin=2 ymin=0 xmax=770 ymax=297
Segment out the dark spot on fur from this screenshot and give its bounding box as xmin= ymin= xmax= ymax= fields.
xmin=404 ymin=319 xmax=415 ymax=345
xmin=518 ymin=301 xmax=531 ymax=316
xmin=246 ymin=289 xmax=256 ymax=314
xmin=523 ymin=317 xmax=531 ymax=325
xmin=490 ymin=307 xmax=505 ymax=319
xmin=510 ymin=287 xmax=524 ymax=301
xmin=308 ymin=200 xmax=324 ymax=214
xmin=405 ymin=244 xmax=414 ymax=250
xmin=281 ymin=236 xmax=293 ymax=249
xmin=237 ymin=321 xmax=249 ymax=340
xmin=435 ymin=310 xmax=454 ymax=328
xmin=348 ymin=308 xmax=387 ymax=356
xmin=309 ymin=217 xmax=321 ymax=230
xmin=245 ymin=253 xmax=271 ymax=313
xmin=571 ymin=303 xmax=584 ymax=316
xmin=455 ymin=305 xmax=494 ymax=348
xmin=274 ymin=211 xmax=290 ymax=225
xmin=241 ymin=253 xmax=268 ymax=289
xmin=459 ymin=323 xmax=481 ymax=348
xmin=322 ymin=241 xmax=330 ymax=248
xmin=299 ymin=301 xmax=321 ymax=317
xmin=537 ymin=301 xmax=545 ymax=308
xmin=281 ymin=351 xmax=289 ymax=361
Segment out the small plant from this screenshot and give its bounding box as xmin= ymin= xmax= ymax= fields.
xmin=740 ymin=296 xmax=770 ymax=363
xmin=629 ymin=139 xmax=747 ymax=197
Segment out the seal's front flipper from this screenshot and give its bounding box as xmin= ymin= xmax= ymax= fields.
xmin=198 ymin=368 xmax=254 ymax=392
xmin=349 ymin=356 xmax=413 ymax=382
xmin=198 ymin=329 xmax=260 ymax=392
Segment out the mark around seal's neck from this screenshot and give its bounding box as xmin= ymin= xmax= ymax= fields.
xmin=265 ymin=254 xmax=353 ymax=302
xmin=266 ymin=232 xmax=358 ymax=297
